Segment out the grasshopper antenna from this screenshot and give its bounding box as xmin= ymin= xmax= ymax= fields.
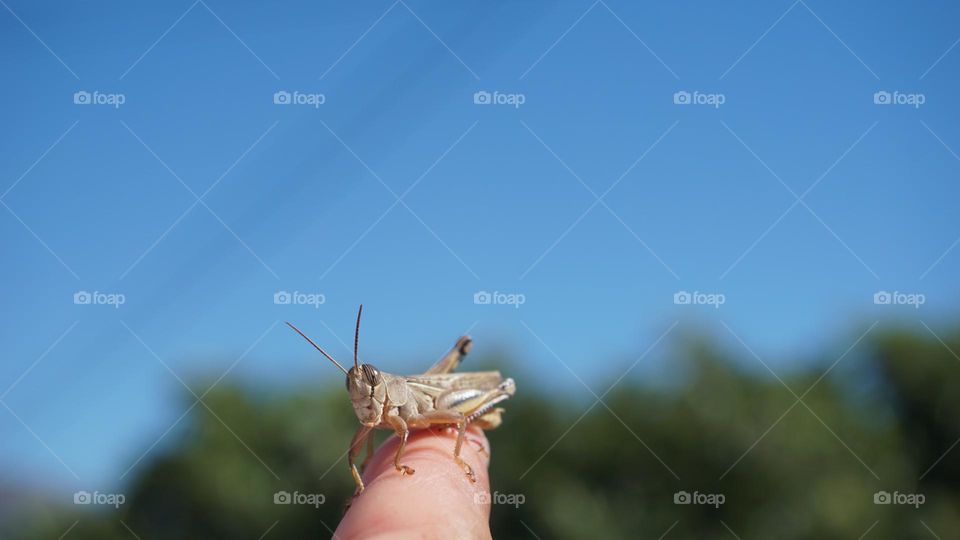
xmin=354 ymin=304 xmax=363 ymax=370
xmin=285 ymin=322 xmax=349 ymax=376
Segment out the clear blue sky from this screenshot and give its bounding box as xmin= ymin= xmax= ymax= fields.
xmin=2 ymin=1 xmax=958 ymax=493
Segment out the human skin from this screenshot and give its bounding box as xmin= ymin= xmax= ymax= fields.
xmin=334 ymin=425 xmax=493 ymax=540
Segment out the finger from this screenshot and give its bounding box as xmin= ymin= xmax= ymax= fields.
xmin=335 ymin=426 xmax=492 ymax=540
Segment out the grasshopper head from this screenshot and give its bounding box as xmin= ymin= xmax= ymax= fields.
xmin=347 ymin=363 xmax=386 ymax=426
xmin=286 ymin=305 xmax=387 ymax=426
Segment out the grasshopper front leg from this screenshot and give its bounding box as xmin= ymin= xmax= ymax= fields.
xmin=348 ymin=425 xmax=373 ymax=494
xmin=360 ymin=429 xmax=375 ymax=472
xmin=384 ymin=413 xmax=415 ymax=475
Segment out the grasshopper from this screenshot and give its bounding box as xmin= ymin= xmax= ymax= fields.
xmin=286 ymin=305 xmax=515 ymax=494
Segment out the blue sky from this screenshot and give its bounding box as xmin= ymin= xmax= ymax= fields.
xmin=2 ymin=1 xmax=959 ymax=493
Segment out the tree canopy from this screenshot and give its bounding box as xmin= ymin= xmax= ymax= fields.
xmin=8 ymin=325 xmax=960 ymax=539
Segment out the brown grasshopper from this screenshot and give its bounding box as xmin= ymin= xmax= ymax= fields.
xmin=286 ymin=305 xmax=515 ymax=494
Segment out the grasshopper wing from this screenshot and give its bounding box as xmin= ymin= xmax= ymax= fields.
xmin=405 ymin=371 xmax=504 ymax=396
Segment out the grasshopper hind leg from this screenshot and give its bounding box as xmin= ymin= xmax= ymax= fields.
xmin=425 ymin=336 xmax=473 ymax=375
xmin=472 ymin=408 xmax=505 ymax=430
xmin=409 ymin=410 xmax=477 ymax=482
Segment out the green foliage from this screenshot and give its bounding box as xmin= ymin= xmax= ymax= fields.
xmin=8 ymin=326 xmax=960 ymax=539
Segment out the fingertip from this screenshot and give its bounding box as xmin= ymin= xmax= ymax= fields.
xmin=335 ymin=427 xmax=492 ymax=540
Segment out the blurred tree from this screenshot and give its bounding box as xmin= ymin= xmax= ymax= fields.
xmin=7 ymin=325 xmax=960 ymax=539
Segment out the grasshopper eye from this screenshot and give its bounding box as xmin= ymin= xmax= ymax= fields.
xmin=361 ymin=364 xmax=382 ymax=385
